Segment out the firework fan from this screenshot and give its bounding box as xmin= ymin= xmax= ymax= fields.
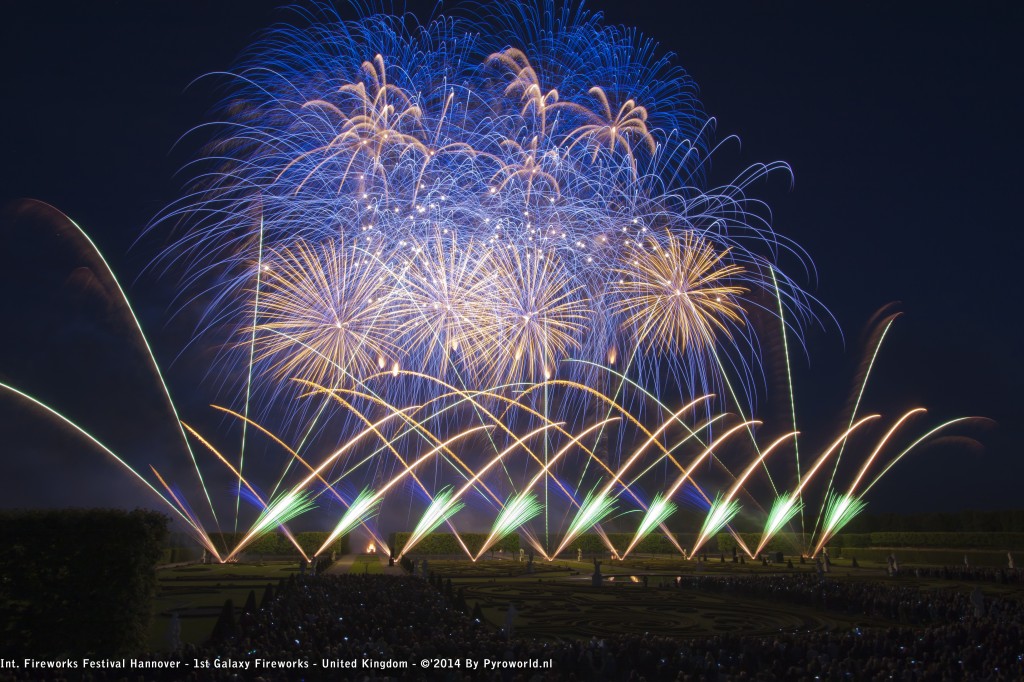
xmin=155 ymin=1 xmax=819 ymax=430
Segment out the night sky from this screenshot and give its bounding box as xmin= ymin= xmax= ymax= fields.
xmin=1 ymin=1 xmax=1021 ymax=518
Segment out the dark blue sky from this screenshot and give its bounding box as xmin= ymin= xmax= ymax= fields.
xmin=1 ymin=1 xmax=1020 ymax=516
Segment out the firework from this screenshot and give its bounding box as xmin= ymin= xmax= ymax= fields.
xmin=611 ymin=230 xmax=747 ymax=355
xmin=152 ymin=1 xmax=817 ymax=416
xmin=480 ymin=492 xmax=543 ymax=560
xmin=700 ymin=495 xmax=742 ymax=550
xmin=0 ymin=4 xmax=983 ymax=566
xmin=254 ymin=238 xmax=401 ymax=386
xmin=559 ymin=489 xmax=618 ymax=558
xmin=318 ymin=487 xmax=381 ymax=556
xmin=624 ymin=492 xmax=677 ymax=557
xmin=406 ymin=486 xmax=465 ymax=555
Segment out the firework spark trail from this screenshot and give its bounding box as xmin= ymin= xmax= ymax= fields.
xmin=180 ymin=422 xmax=309 ymax=561
xmin=645 ymin=421 xmax=758 ymax=555
xmin=772 ymin=266 xmax=804 ymax=537
xmin=760 ymin=493 xmax=804 ymax=556
xmin=811 ymin=315 xmax=898 ymax=541
xmin=689 ymin=431 xmax=796 ymax=556
xmin=552 ymin=410 xmax=740 ymax=559
xmin=147 ymin=467 xmax=221 ymax=559
xmin=814 ymin=493 xmax=867 ymax=558
xmin=619 ymin=414 xmax=729 ymax=491
xmin=288 ymin=386 xmax=487 ymax=557
xmin=517 ymin=381 xmax=754 ymax=555
xmin=560 ymin=489 xmax=619 ymax=558
xmin=810 ymin=415 xmax=983 ymax=556
xmin=398 ymin=421 xmax=565 ymax=558
xmin=859 ymin=418 xmax=978 ymax=498
xmin=239 ymin=490 xmax=316 ymax=559
xmin=474 ymin=417 xmax=621 ymax=558
xmin=316 ymin=377 xmax=582 ymax=530
xmin=317 ymin=487 xmax=381 ymax=556
xmin=622 ymin=493 xmax=677 ymax=558
xmin=755 ymin=415 xmax=880 ymax=556
xmin=245 ymin=328 xmax=512 ymax=509
xmin=263 ymin=324 xmax=551 ymax=516
xmin=406 ymin=487 xmax=465 ymax=553
xmin=0 ymin=381 xmax=217 ymax=555
xmin=478 ymin=491 xmax=543 ymax=561
xmin=845 ymin=409 xmax=927 ymax=497
xmin=695 ymin=494 xmax=743 ymax=556
xmin=564 ymin=360 xmax=779 ymax=523
xmin=363 ymin=370 xmax=662 ymax=520
xmin=16 ymin=200 xmax=223 ymax=530
xmin=292 ymin=377 xmax=594 ymax=558
xmin=210 ymin=403 xmax=393 ymax=554
xmin=324 ymin=422 xmax=497 ymax=552
xmin=237 ymin=210 xmax=266 ymax=533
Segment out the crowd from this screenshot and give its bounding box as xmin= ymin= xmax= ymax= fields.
xmin=671 ymin=572 xmax=982 ymax=626
xmin=906 ymin=564 xmax=1024 ymax=585
xmin=3 ymin=568 xmax=1022 ymax=681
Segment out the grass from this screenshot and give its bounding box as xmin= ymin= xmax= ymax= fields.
xmin=148 ymin=560 xmax=302 ymax=651
xmin=349 ymin=553 xmax=385 ymax=574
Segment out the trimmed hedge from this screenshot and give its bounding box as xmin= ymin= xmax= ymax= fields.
xmin=159 ymin=545 xmax=203 ymax=564
xmin=831 ymin=547 xmax=1011 ymax=567
xmin=389 ymin=532 xmax=520 ymax=555
xmin=831 ymin=532 xmax=1024 ymax=550
xmin=715 ymin=532 xmax=806 ymax=554
xmin=387 ymin=531 xmax=698 ymax=556
xmin=207 ymin=531 xmax=349 ymax=557
xmin=844 ymin=509 xmax=1024 ymax=533
xmin=563 ymin=532 xmax=698 ymax=555
xmin=711 ymin=531 xmax=1024 ymax=554
xmin=295 ymin=531 xmax=349 ymax=556
xmin=0 ymin=508 xmax=168 ymax=657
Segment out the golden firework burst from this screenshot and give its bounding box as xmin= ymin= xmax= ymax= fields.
xmin=392 ymin=230 xmax=496 ymax=373
xmin=253 ymin=238 xmax=400 ymax=385
xmin=477 ymin=246 xmax=592 ymax=384
xmin=611 ymin=230 xmax=747 ymax=354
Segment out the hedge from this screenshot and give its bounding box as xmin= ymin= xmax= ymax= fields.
xmin=206 ymin=531 xmax=349 ymax=557
xmin=714 ymin=532 xmax=807 ymax=554
xmin=388 ymin=532 xmax=520 ymax=555
xmin=0 ymin=508 xmax=168 ymax=657
xmin=710 ymin=532 xmax=1024 ymax=554
xmin=831 ymin=532 xmax=1024 ymax=550
xmin=159 ymin=545 xmax=203 ymax=564
xmin=387 ymin=531 xmax=698 ymax=556
xmin=562 ymin=532 xmax=699 ymax=555
xmin=830 ymin=547 xmax=1012 ymax=567
xmin=843 ymin=509 xmax=1024 ymax=533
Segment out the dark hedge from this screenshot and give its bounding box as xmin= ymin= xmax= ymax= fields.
xmin=386 ymin=531 xmax=698 ymax=556
xmin=0 ymin=508 xmax=168 ymax=657
xmin=206 ymin=531 xmax=349 ymax=557
xmin=388 ymin=532 xmax=520 ymax=555
xmin=713 ymin=531 xmax=1024 ymax=553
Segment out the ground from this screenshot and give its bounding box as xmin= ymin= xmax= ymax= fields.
xmin=148 ymin=549 xmax=1023 ymax=650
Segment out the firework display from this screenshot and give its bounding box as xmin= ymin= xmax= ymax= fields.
xmin=156 ymin=2 xmax=816 ymax=403
xmin=1 ymin=4 xmax=980 ymax=563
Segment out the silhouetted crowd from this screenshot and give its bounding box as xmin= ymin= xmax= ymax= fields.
xmin=671 ymin=573 xmax=984 ymax=625
xmin=4 ymin=570 xmax=1022 ymax=681
xmin=907 ymin=564 xmax=1024 ymax=585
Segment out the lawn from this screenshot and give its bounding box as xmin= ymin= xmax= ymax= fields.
xmin=148 ymin=560 xmax=302 ymax=650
